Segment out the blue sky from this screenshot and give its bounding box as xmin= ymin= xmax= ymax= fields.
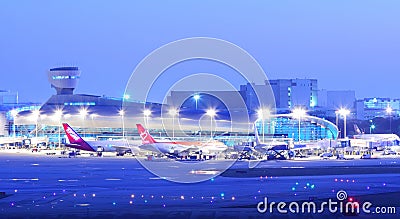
xmin=1 ymin=0 xmax=399 ymax=103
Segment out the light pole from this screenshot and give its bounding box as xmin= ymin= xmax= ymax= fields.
xmin=89 ymin=114 xmax=98 ymax=137
xmin=292 ymin=108 xmax=306 ymax=142
xmin=79 ymin=108 xmax=88 ymax=137
xmin=386 ymin=106 xmax=393 ymax=133
xmin=257 ymin=108 xmax=271 ymax=142
xmin=206 ymin=109 xmax=216 ymax=139
xmin=143 ymin=109 xmax=151 ymax=127
xmin=54 ymin=109 xmax=63 ymax=148
xmin=32 ymin=110 xmax=40 ymax=138
xmin=121 ymin=93 xmax=129 ymax=137
xmin=338 ymin=108 xmax=350 ymax=138
xmin=193 ymin=94 xmax=200 ymax=110
xmin=257 ymin=109 xmax=265 ymax=143
xmin=119 ymin=110 xmax=125 ymax=138
xmin=10 ymin=109 xmax=18 ymax=138
xmin=169 ymin=108 xmax=178 ymax=140
xmin=370 ymin=124 xmax=376 ymax=134
xmin=335 ymin=110 xmax=339 ymax=128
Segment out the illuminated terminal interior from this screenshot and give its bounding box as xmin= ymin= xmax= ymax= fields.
xmin=255 ymin=114 xmax=339 ymax=142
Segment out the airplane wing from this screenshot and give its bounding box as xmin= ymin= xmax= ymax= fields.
xmin=112 ymin=145 xmax=133 ymax=152
xmin=168 ymin=144 xmax=195 ymax=154
xmin=184 ymin=146 xmax=201 ymax=152
xmin=265 ymin=145 xmax=289 ymax=151
xmin=138 ymin=144 xmax=162 ymax=153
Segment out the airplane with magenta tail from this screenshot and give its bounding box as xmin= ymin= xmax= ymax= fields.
xmin=62 ymin=123 xmax=132 ymax=156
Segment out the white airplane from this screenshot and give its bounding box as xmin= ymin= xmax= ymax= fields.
xmin=253 ymin=127 xmax=289 ymax=154
xmin=62 ymin=123 xmax=132 ymax=156
xmin=136 ymin=124 xmax=227 ymax=156
xmin=195 ymin=139 xmax=228 ymax=154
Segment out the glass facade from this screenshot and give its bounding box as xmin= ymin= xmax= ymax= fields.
xmin=255 ymin=114 xmax=338 ymax=141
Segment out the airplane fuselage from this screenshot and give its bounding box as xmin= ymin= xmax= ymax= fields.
xmin=139 ymin=142 xmax=189 ymax=154
xmin=85 ymin=140 xmax=127 ymax=152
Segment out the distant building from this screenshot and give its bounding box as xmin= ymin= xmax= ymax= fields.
xmin=169 ymin=79 xmax=354 ymax=117
xmin=167 ymin=83 xmax=276 ymax=114
xmin=315 ymin=90 xmax=356 ymax=118
xmin=266 ymin=79 xmax=318 ymax=110
xmin=327 ymin=91 xmax=356 ymax=110
xmin=167 ymin=90 xmax=247 ymax=112
xmin=239 ymin=83 xmax=275 ymax=112
xmin=356 ymin=98 xmax=400 ymax=120
xmin=317 ymin=89 xmax=328 ymax=108
xmin=0 ymin=90 xmax=18 ymax=106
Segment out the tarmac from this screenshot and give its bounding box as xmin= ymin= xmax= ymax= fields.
xmin=0 ymin=152 xmax=399 ymax=218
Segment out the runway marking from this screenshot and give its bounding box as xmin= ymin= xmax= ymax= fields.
xmin=190 ymin=170 xmax=220 ymax=175
xmin=281 ymin=166 xmax=305 ymax=168
xmin=149 ymin=177 xmax=172 ymax=180
xmin=58 ymin=179 xmax=79 ymax=182
xmin=5 ymin=178 xmax=40 ymax=181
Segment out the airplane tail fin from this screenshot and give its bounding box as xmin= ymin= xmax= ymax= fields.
xmin=354 ymin=124 xmax=362 ymax=135
xmin=62 ymin=123 xmax=96 ymax=152
xmin=136 ymin=124 xmax=157 ymax=144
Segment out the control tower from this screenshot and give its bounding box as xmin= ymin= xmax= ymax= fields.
xmin=47 ymin=67 xmax=80 ymax=95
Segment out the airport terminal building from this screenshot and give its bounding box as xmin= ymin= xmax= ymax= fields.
xmin=4 ymin=67 xmax=339 ymax=146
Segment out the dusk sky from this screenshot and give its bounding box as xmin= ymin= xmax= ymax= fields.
xmin=1 ymin=0 xmax=399 ymax=103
